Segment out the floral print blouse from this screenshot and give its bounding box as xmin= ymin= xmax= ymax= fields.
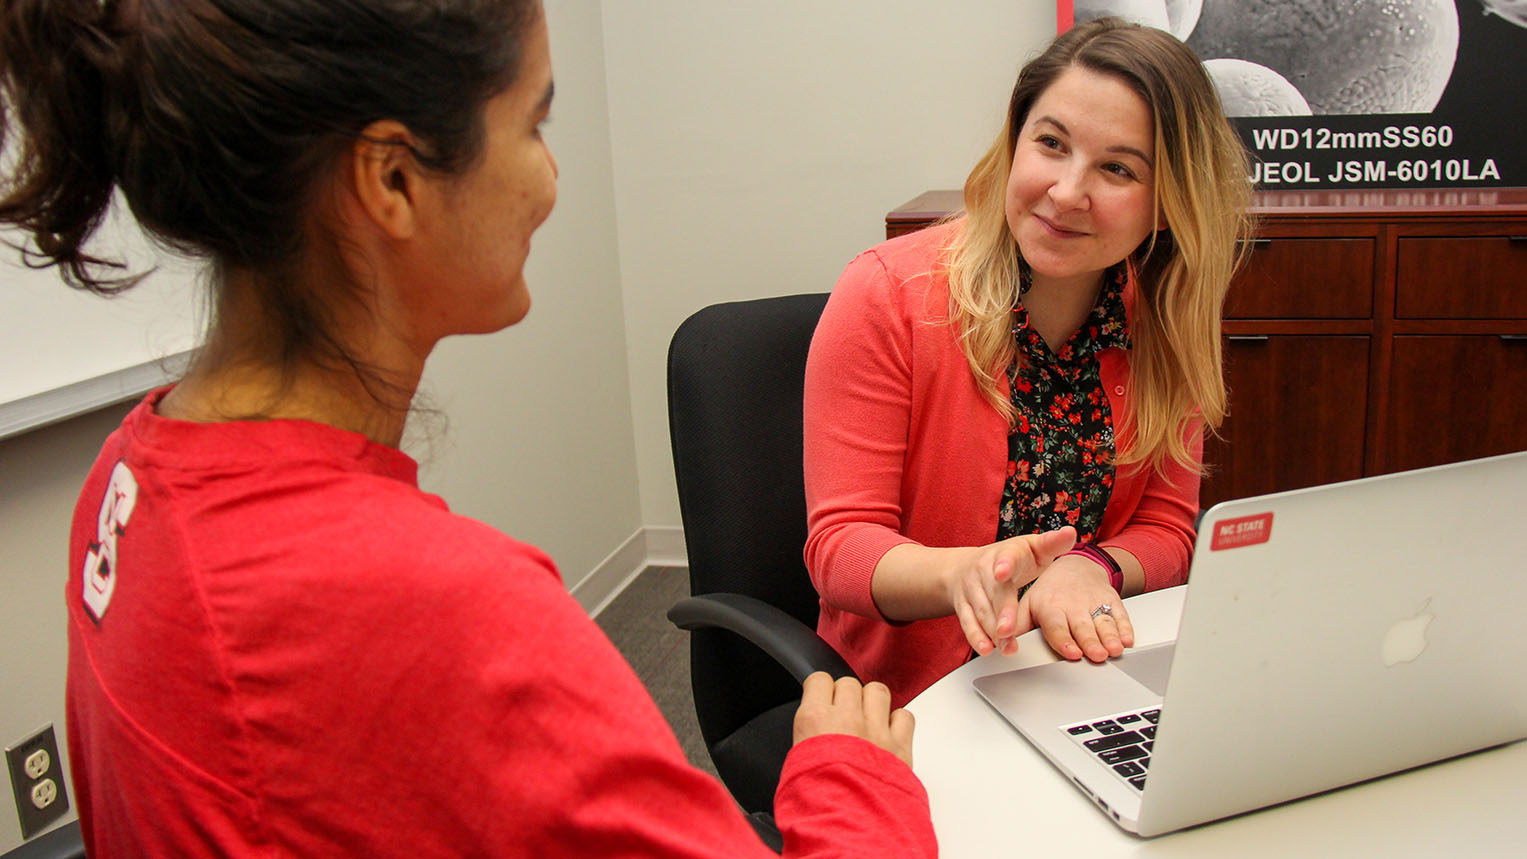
xmin=998 ymin=262 xmax=1131 ymax=548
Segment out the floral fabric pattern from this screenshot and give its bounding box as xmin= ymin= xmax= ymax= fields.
xmin=998 ymin=262 xmax=1130 ymax=548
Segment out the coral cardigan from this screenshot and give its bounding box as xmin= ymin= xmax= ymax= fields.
xmin=803 ymin=221 xmax=1201 ymax=707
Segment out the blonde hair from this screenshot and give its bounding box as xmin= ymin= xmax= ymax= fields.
xmin=944 ymin=17 xmax=1252 ymax=475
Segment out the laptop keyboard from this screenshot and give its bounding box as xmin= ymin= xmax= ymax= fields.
xmin=1061 ymin=707 xmax=1161 ymax=791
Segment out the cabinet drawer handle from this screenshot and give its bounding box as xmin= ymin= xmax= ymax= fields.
xmin=1239 ymin=238 xmax=1273 ymax=248
xmin=1509 ymin=235 xmax=1527 ymax=243
xmin=1502 ymin=334 xmax=1527 ymax=343
xmin=1227 ymin=335 xmax=1270 ymax=342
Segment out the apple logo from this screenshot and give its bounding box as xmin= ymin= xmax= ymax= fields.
xmin=1381 ymin=599 xmax=1435 ymax=667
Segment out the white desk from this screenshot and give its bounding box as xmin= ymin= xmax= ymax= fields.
xmin=906 ymin=586 xmax=1527 ymax=857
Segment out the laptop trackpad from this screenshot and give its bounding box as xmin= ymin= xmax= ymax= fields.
xmin=1114 ymin=642 xmax=1175 ymax=696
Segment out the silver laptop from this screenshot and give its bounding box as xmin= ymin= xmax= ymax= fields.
xmin=972 ymin=450 xmax=1527 ymax=837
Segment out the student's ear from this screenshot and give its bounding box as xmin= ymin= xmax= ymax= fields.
xmin=348 ymin=119 xmax=426 ymax=240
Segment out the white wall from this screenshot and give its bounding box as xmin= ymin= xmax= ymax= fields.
xmin=0 ymin=1 xmax=1060 ymax=849
xmin=601 ymin=0 xmax=1057 ymax=526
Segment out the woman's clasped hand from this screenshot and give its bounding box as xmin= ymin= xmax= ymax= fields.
xmin=1018 ymin=550 xmax=1135 ymax=663
xmin=940 ymin=526 xmax=1134 ymax=662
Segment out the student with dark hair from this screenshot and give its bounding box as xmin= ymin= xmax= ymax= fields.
xmin=0 ymin=1 xmax=935 ymax=855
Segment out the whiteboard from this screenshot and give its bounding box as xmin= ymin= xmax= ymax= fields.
xmin=1 ymin=194 xmax=205 ymax=438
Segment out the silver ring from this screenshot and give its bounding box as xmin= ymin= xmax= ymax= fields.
xmin=1090 ymin=604 xmax=1114 ymax=620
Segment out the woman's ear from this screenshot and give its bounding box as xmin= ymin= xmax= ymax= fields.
xmin=347 ymin=119 xmax=425 ymax=240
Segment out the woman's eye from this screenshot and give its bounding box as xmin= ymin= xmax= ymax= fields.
xmin=1104 ymin=163 xmax=1136 ymax=179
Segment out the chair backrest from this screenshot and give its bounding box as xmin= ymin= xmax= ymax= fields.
xmin=667 ymin=293 xmax=830 ymax=749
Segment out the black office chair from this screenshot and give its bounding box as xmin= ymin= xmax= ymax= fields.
xmin=665 ymin=294 xmax=857 ymax=846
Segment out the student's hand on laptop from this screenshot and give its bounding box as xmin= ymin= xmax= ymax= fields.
xmin=944 ymin=527 xmax=1076 ymax=658
xmin=1014 ymin=555 xmax=1135 ymax=662
xmin=794 ymin=672 xmax=915 ymax=767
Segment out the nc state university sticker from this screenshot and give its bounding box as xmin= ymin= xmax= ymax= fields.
xmin=1209 ymin=512 xmax=1274 ymax=551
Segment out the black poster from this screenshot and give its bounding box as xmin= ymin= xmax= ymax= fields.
xmin=1065 ymin=1 xmax=1527 ymax=190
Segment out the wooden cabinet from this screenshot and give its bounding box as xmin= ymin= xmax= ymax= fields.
xmin=1394 ymin=234 xmax=1527 ymax=318
xmin=1209 ymin=334 xmax=1370 ymax=505
xmin=886 ymin=188 xmax=1527 ymax=509
xmin=1386 ymin=334 xmax=1527 ymax=473
xmin=1224 ymin=233 xmax=1373 ymax=319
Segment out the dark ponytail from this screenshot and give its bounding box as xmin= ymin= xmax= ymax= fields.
xmin=1 ymin=0 xmax=539 ymax=380
xmin=0 ymin=0 xmax=127 ymax=292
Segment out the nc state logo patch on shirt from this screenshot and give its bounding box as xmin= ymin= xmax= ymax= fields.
xmin=82 ymin=460 xmax=138 ymax=623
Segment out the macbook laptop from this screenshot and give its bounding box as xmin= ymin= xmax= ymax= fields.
xmin=972 ymin=450 xmax=1527 ymax=837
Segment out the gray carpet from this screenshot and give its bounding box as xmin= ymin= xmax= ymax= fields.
xmin=593 ymin=565 xmax=720 ymax=780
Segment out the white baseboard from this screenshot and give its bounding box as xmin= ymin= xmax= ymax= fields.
xmin=642 ymin=525 xmax=688 ymax=567
xmin=571 ymin=526 xmax=688 ymax=617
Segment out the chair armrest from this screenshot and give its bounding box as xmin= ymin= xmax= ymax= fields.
xmin=667 ymin=592 xmax=857 ymax=683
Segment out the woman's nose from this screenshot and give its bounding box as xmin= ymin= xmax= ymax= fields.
xmin=1047 ymin=167 xmax=1090 ymax=212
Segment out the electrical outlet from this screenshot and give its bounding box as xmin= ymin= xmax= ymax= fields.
xmin=6 ymin=724 xmax=70 ymax=840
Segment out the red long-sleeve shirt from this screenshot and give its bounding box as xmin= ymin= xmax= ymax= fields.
xmin=67 ymin=389 xmax=936 ymax=857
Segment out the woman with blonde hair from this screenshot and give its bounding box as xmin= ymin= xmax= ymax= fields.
xmin=804 ymin=17 xmax=1252 ymax=706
